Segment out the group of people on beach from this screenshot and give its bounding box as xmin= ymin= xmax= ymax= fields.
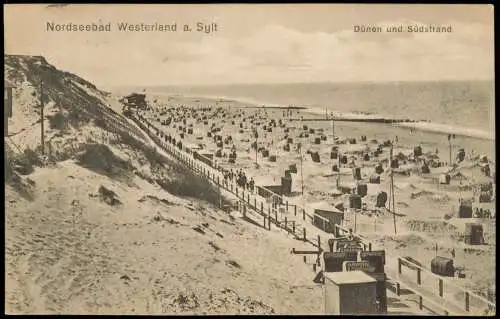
xmin=221 ymin=168 xmax=255 ymax=193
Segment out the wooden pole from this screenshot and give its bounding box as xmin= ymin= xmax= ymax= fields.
xmin=354 ymin=210 xmax=357 ymax=233
xmin=448 ymin=136 xmax=452 ymax=166
xmin=332 ymin=119 xmax=335 ymax=143
xmin=390 ymin=145 xmax=397 ymax=235
xmin=255 ymin=134 xmax=258 ymax=166
xmin=218 ymin=182 xmax=222 ymax=209
xmin=268 ymin=206 xmax=271 ymax=229
xmin=40 ymin=81 xmax=45 ymax=155
xmin=300 ymin=144 xmax=304 ymax=196
xmin=465 ymin=291 xmax=470 ymax=312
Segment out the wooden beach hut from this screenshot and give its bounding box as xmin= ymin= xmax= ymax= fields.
xmin=310 ymin=151 xmax=321 ymax=163
xmin=464 ymin=223 xmax=484 ymax=245
xmin=369 ymin=174 xmax=381 ymax=184
xmin=458 ymin=202 xmax=473 ymax=218
xmin=413 ymin=146 xmax=423 ymax=157
xmin=255 ymin=175 xmax=284 ymax=201
xmin=352 ymin=167 xmax=361 ymax=180
xmin=349 ymin=194 xmax=362 ymax=209
xmin=456 ymin=148 xmax=466 ymax=162
xmin=310 ymin=201 xmax=344 ymax=234
xmin=439 ymin=173 xmax=451 ymax=185
xmin=430 ymin=256 xmax=455 ymax=277
xmin=356 ymin=182 xmax=368 ymax=197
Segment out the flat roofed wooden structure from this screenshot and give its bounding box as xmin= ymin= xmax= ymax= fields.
xmin=309 ymin=201 xmax=344 ymax=234
xmin=324 ymin=271 xmax=378 ymax=315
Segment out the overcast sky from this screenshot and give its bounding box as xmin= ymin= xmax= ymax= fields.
xmin=4 ymin=4 xmax=494 ymax=87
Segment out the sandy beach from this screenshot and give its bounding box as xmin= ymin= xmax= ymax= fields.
xmin=139 ymin=93 xmax=496 ymax=308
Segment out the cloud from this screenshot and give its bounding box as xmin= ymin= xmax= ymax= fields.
xmin=4 ymin=7 xmax=493 ymax=86
xmin=152 ymin=20 xmax=492 ymax=85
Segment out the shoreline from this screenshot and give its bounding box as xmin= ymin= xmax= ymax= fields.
xmin=138 ymin=91 xmax=495 ymax=142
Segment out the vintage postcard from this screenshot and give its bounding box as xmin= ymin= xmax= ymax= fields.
xmin=4 ymin=4 xmax=495 ymax=316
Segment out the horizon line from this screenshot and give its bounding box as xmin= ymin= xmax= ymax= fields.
xmin=105 ymin=78 xmax=494 ymax=89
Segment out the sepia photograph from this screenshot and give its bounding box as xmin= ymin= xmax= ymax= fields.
xmin=4 ymin=3 xmax=495 ymax=315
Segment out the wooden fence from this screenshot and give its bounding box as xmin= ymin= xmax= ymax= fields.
xmin=130 ymin=111 xmax=347 ymax=249
xmin=397 ymin=257 xmax=495 ymax=315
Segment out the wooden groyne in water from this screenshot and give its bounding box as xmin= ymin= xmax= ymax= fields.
xmin=290 ymin=117 xmax=416 ymax=124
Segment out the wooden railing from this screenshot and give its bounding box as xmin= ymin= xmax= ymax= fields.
xmin=130 ymin=111 xmax=365 ymax=251
xmin=397 ymin=257 xmax=495 ymax=315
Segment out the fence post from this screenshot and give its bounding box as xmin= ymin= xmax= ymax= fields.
xmin=292 ymin=221 xmax=295 ymax=234
xmin=286 ymin=201 xmax=288 ymax=212
xmin=396 ymin=282 xmax=401 ymax=296
xmin=303 ymin=228 xmax=307 ymax=241
xmin=294 ymin=205 xmax=297 ymax=216
xmin=268 ymin=207 xmax=271 ymax=230
xmin=369 ymin=242 xmax=372 ymax=252
xmin=243 ymin=203 xmax=247 ymax=218
xmin=236 ymin=187 xmax=238 ymax=197
xmin=419 ymin=296 xmax=423 ymax=310
xmin=318 ymin=235 xmax=321 ymax=250
xmin=417 ymin=269 xmax=422 ymax=285
xmin=261 ymin=202 xmax=264 ymax=213
xmin=465 ymin=292 xmax=470 ymax=312
xmin=254 ymin=198 xmax=257 ymax=209
xmin=302 ymin=209 xmax=306 ymax=220
xmin=439 ymin=279 xmax=443 ymax=297
xmin=284 ymin=217 xmax=288 ymax=232
xmin=275 ymin=210 xmax=278 ymax=225
xmin=263 ymin=215 xmax=266 ymax=228
xmin=247 ymin=193 xmax=250 ymax=204
xmin=398 ymin=258 xmax=402 ymax=274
